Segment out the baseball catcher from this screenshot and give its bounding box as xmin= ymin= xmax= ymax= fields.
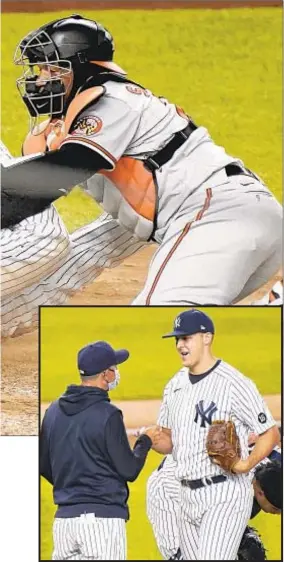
xmin=2 ymin=13 xmax=282 ymax=306
xmin=237 ymin=526 xmax=267 ymax=560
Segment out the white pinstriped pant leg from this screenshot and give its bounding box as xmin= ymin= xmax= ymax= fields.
xmin=1 ymin=212 xmax=145 ymax=338
xmin=146 ymin=471 xmax=181 ymax=559
xmin=52 ymin=518 xmax=78 ymax=560
xmin=179 ymin=480 xmax=254 ymax=561
xmin=1 ymin=206 xmax=70 ymax=299
xmin=179 ymin=517 xmax=199 ymax=560
xmin=52 ymin=516 xmax=127 ymax=560
xmin=198 ymin=486 xmax=253 ymax=560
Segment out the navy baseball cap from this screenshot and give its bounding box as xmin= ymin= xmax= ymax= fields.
xmin=78 ymin=340 xmax=129 ymax=376
xmin=162 ymin=309 xmax=215 ymax=338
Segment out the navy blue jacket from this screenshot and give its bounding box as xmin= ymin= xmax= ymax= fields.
xmin=40 ymin=385 xmax=152 ymax=520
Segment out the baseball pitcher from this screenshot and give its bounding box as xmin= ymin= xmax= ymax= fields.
xmin=149 ymin=309 xmax=280 ymax=560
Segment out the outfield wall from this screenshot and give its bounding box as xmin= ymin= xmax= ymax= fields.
xmin=1 ymin=0 xmax=282 ymax=13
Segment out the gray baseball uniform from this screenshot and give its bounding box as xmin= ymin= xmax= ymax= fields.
xmin=68 ymin=80 xmax=282 ymax=305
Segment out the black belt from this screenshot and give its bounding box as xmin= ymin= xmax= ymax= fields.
xmin=181 ymin=475 xmax=227 ymax=490
xmin=144 ymin=120 xmax=198 ymax=172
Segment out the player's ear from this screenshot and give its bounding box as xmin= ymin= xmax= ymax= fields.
xmin=204 ymin=333 xmax=213 ymax=346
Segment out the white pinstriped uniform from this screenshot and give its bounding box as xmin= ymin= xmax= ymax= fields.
xmin=1 ymin=206 xmax=70 ymax=299
xmin=157 ymin=362 xmax=276 ymax=560
xmin=1 ymin=211 xmax=144 ymax=337
xmin=52 ymin=515 xmax=126 ymax=560
xmin=147 ymin=454 xmax=180 ymax=559
xmin=147 ymin=445 xmax=281 ymax=560
xmin=1 ymin=141 xmax=69 ymax=295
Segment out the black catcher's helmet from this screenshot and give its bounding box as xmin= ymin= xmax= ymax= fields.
xmin=14 ymin=14 xmax=126 ymax=127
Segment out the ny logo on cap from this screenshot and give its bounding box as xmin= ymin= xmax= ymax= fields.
xmin=174 ymin=317 xmax=181 ymax=328
xmin=200 ymin=325 xmax=206 ymax=330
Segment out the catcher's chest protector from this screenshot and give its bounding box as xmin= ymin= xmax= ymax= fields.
xmin=23 ymin=88 xmax=156 ymax=241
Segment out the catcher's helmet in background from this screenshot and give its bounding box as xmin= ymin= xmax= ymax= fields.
xmin=14 ymin=14 xmax=126 ymax=123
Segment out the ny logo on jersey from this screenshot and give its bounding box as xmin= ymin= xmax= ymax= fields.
xmin=194 ymin=400 xmax=218 ymax=427
xmin=174 ymin=317 xmax=181 ymax=328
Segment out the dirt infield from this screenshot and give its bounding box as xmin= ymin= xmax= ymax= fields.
xmin=1 ymin=247 xmax=281 ymax=435
xmin=1 ymin=0 xmax=282 ymax=13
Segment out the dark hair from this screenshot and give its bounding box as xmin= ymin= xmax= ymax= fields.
xmin=255 ymin=460 xmax=282 ymax=509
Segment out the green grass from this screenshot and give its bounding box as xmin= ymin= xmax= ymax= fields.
xmin=41 ymin=449 xmax=281 ymax=561
xmin=40 ymin=306 xmax=281 ymax=401
xmin=1 ymin=8 xmax=282 ymax=232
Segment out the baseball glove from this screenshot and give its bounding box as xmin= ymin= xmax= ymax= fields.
xmin=206 ymin=420 xmax=241 ymax=473
xmin=237 ymin=526 xmax=267 ymax=561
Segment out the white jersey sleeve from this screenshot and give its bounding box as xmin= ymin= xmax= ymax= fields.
xmin=231 ymin=376 xmax=276 ymax=434
xmin=157 ymin=383 xmax=172 ymax=429
xmin=62 ymin=94 xmax=141 ymax=169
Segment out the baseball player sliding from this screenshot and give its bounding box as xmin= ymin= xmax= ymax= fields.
xmin=2 ymin=14 xmax=282 ymax=306
xmin=1 ymin=141 xmax=145 ymax=337
xmin=147 ymin=309 xmax=280 ymax=560
xmin=1 ymin=141 xmax=71 ymax=299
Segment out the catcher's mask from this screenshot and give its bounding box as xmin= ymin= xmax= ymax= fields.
xmin=14 ymin=14 xmax=126 ymax=132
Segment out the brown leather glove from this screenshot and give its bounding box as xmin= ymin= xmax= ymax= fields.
xmin=206 ymin=420 xmax=241 ymax=473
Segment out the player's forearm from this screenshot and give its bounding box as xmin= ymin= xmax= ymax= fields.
xmin=1 ymin=144 xmax=109 ymax=201
xmin=105 ymin=413 xmax=152 ymax=482
xmin=245 ymin=425 xmax=280 ymax=471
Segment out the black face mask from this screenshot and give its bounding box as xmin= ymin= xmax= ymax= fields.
xmin=21 ymin=76 xmax=65 ymax=117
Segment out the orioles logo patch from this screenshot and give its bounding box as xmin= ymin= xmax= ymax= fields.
xmin=71 ymin=116 xmax=102 ymax=136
